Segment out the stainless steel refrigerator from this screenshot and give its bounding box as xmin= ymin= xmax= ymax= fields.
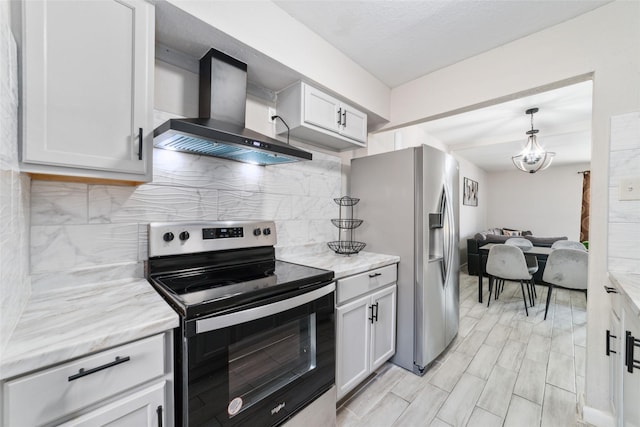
xmin=350 ymin=144 xmax=459 ymax=375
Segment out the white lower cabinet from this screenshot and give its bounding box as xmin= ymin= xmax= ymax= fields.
xmin=609 ymin=309 xmax=622 ymax=424
xmin=2 ymin=333 xmax=172 ymax=427
xmin=335 ymin=264 xmax=397 ymax=401
xmin=623 ymin=303 xmax=640 ymax=427
xmin=606 ymin=276 xmax=640 ymax=427
xmin=370 ymin=285 xmax=397 ymax=370
xmin=58 ymin=381 xmax=166 ymax=427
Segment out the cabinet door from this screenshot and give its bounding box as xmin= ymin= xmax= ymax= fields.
xmin=609 ymin=310 xmax=622 ymax=423
xmin=623 ymin=308 xmax=640 ymax=427
xmin=370 ymin=285 xmax=397 ymax=371
xmin=340 ymin=104 xmax=368 ymax=143
xmin=4 ymin=334 xmax=165 ymax=426
xmin=21 ymin=0 xmax=154 ymax=178
xmin=336 ymin=295 xmax=371 ymax=400
xmin=58 ymin=381 xmax=166 ymax=427
xmin=303 ymin=84 xmax=341 ymax=133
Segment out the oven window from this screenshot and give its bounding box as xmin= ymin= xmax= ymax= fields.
xmin=227 ymin=314 xmax=317 ymax=417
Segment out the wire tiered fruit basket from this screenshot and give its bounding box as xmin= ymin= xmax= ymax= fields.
xmin=328 ymin=196 xmax=366 ymax=255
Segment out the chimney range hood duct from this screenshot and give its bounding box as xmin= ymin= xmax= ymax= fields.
xmin=153 ymin=48 xmax=312 ymax=165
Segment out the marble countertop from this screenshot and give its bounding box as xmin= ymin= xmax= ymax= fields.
xmin=279 ymin=249 xmax=400 ymax=279
xmin=0 ymin=279 xmax=178 ymax=381
xmin=609 ymin=272 xmax=640 ymax=318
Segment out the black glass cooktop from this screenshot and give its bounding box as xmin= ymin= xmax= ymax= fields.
xmin=149 ymin=260 xmax=334 ymax=318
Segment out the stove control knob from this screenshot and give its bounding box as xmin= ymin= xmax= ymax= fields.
xmin=163 ymin=232 xmax=174 ymax=242
xmin=179 ymin=231 xmax=190 ymax=241
xmin=253 ymin=228 xmax=262 ymax=236
xmin=263 ymin=227 xmax=271 ymax=236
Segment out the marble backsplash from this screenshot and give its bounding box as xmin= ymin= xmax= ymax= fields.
xmin=29 ymin=145 xmax=343 ymax=292
xmin=608 ymin=111 xmax=640 ymax=273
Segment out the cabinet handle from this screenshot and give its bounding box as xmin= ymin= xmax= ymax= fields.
xmin=157 ymin=405 xmax=163 ymax=427
xmin=369 ymin=272 xmax=382 ymax=278
xmin=342 ymin=109 xmax=347 ymax=127
xmin=604 ymin=285 xmax=619 ymax=294
xmin=137 ymin=128 xmax=143 ymax=160
xmin=68 ymin=355 xmax=130 ymax=381
xmin=369 ymin=305 xmax=374 ymax=324
xmin=606 ymin=329 xmax=617 ymax=355
xmin=373 ymin=302 xmax=379 ymax=322
xmin=626 ymin=331 xmax=640 ymax=373
xmin=337 ymin=108 xmax=342 ymax=126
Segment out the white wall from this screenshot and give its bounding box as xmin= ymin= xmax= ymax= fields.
xmin=385 ymin=1 xmax=640 ymax=420
xmin=455 ymin=155 xmax=488 ymax=265
xmin=486 ymin=163 xmax=588 ymax=241
xmin=0 ymin=1 xmax=30 ymax=352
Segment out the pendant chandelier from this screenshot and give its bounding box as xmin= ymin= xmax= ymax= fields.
xmin=512 ymin=107 xmax=555 ymax=173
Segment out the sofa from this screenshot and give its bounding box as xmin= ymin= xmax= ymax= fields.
xmin=466 ymin=228 xmax=568 ymax=283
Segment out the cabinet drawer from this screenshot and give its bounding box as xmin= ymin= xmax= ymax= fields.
xmin=337 ymin=264 xmax=397 ymax=305
xmin=4 ymin=334 xmax=165 ymax=426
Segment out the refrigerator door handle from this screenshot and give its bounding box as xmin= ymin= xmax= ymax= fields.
xmin=440 ymin=186 xmax=451 ymax=286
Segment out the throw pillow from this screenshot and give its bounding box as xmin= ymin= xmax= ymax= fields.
xmin=503 ymin=229 xmax=522 ymax=236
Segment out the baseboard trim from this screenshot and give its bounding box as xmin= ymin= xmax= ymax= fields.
xmin=583 ymin=405 xmax=616 ymax=427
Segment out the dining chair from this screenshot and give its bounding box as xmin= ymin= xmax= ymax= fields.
xmin=486 ymin=244 xmax=534 ymax=316
xmin=551 ymin=240 xmax=587 ymax=251
xmin=542 ymin=248 xmax=588 ymax=320
xmin=505 ymin=238 xmax=539 ymax=305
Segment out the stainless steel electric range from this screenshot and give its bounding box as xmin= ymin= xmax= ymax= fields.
xmin=146 ymin=221 xmax=335 ymax=427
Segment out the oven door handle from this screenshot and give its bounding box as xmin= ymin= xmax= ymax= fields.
xmin=195 ymin=282 xmax=336 ymax=334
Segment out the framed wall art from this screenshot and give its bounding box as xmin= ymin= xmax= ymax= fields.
xmin=463 ymin=177 xmax=478 ymax=206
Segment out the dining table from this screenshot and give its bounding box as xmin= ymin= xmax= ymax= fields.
xmin=476 ymin=242 xmax=554 ymax=303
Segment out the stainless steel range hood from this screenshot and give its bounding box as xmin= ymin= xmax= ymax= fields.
xmin=154 ymin=48 xmax=312 ymax=165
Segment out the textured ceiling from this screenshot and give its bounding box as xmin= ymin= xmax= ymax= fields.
xmin=272 ymin=0 xmax=601 ymax=171
xmin=156 ymin=1 xmax=600 ymax=171
xmin=416 ymin=80 xmax=593 ymax=171
xmin=371 ymin=80 xmax=593 ymax=171
xmin=273 ymin=0 xmax=612 ymax=88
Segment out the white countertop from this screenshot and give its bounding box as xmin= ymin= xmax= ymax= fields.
xmin=279 ymin=249 xmax=400 ymax=279
xmin=610 ymin=272 xmax=640 ymax=318
xmin=0 ymin=279 xmax=178 ymax=381
xmin=1 ymin=248 xmax=398 ymax=381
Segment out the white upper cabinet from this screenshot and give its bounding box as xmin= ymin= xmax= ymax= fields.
xmin=18 ymin=0 xmax=154 ymax=182
xmin=276 ymin=82 xmax=368 ymax=151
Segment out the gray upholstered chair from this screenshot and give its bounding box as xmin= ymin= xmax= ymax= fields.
xmin=505 ymin=237 xmax=533 ymax=251
xmin=551 ymin=240 xmax=587 ymax=251
xmin=505 ymin=238 xmax=539 ymax=305
xmin=542 ymin=248 xmax=588 ymax=320
xmin=486 ymin=244 xmax=534 ymax=315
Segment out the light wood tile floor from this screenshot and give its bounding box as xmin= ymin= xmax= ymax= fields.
xmin=337 ymin=271 xmax=587 ymax=427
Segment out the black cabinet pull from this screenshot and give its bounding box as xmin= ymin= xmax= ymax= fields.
xmin=337 ymin=108 xmax=342 ymax=126
xmin=342 ymin=109 xmax=347 ymax=127
xmin=626 ymin=331 xmax=640 ymax=373
xmin=157 ymin=405 xmax=163 ymax=427
xmin=604 ymin=285 xmax=619 ymax=294
xmin=68 ymin=356 xmax=131 ymax=381
xmin=373 ymin=302 xmax=379 ymax=322
xmin=369 ymin=272 xmax=382 ymax=278
xmin=137 ymin=128 xmax=143 ymax=160
xmin=606 ymin=329 xmax=617 ymax=355
xmin=368 ymin=305 xmax=375 ymax=324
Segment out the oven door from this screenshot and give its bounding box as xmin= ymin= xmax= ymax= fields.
xmin=180 ymin=282 xmax=335 ymax=427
